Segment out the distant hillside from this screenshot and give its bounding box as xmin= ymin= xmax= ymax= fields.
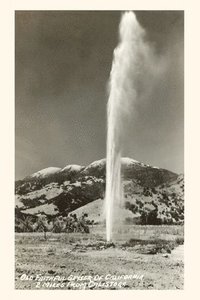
xmin=15 ymin=158 xmax=184 ymax=226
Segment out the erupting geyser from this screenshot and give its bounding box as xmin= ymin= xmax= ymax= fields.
xmin=105 ymin=11 xmax=149 ymax=242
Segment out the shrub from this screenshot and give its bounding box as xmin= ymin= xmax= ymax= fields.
xmin=15 ymin=215 xmax=35 ymax=232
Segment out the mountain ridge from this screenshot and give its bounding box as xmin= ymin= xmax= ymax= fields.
xmin=15 ymin=157 xmax=184 ymax=226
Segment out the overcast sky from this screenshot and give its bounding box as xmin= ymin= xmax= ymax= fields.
xmin=15 ymin=11 xmax=184 ymax=180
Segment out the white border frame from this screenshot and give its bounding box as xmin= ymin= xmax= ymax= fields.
xmin=1 ymin=0 xmax=200 ymax=299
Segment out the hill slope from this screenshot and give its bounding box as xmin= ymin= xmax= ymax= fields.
xmin=15 ymin=158 xmax=183 ymax=225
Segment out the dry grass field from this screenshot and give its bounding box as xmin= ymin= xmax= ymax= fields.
xmin=15 ymin=225 xmax=184 ymax=290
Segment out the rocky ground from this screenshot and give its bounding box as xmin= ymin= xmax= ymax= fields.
xmin=15 ymin=225 xmax=184 ymax=290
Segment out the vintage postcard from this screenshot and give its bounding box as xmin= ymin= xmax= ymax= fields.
xmin=1 ymin=0 xmax=200 ymax=299
xmin=14 ymin=9 xmax=184 ymax=290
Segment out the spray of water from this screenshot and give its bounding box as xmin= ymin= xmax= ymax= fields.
xmin=105 ymin=11 xmax=151 ymax=242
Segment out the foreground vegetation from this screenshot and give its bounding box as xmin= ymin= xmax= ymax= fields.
xmin=15 ymin=213 xmax=91 ymax=238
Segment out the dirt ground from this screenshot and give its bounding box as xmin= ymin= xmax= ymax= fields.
xmin=15 ymin=225 xmax=184 ymax=290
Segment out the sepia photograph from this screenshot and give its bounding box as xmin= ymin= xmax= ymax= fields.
xmin=15 ymin=10 xmax=184 ymax=290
